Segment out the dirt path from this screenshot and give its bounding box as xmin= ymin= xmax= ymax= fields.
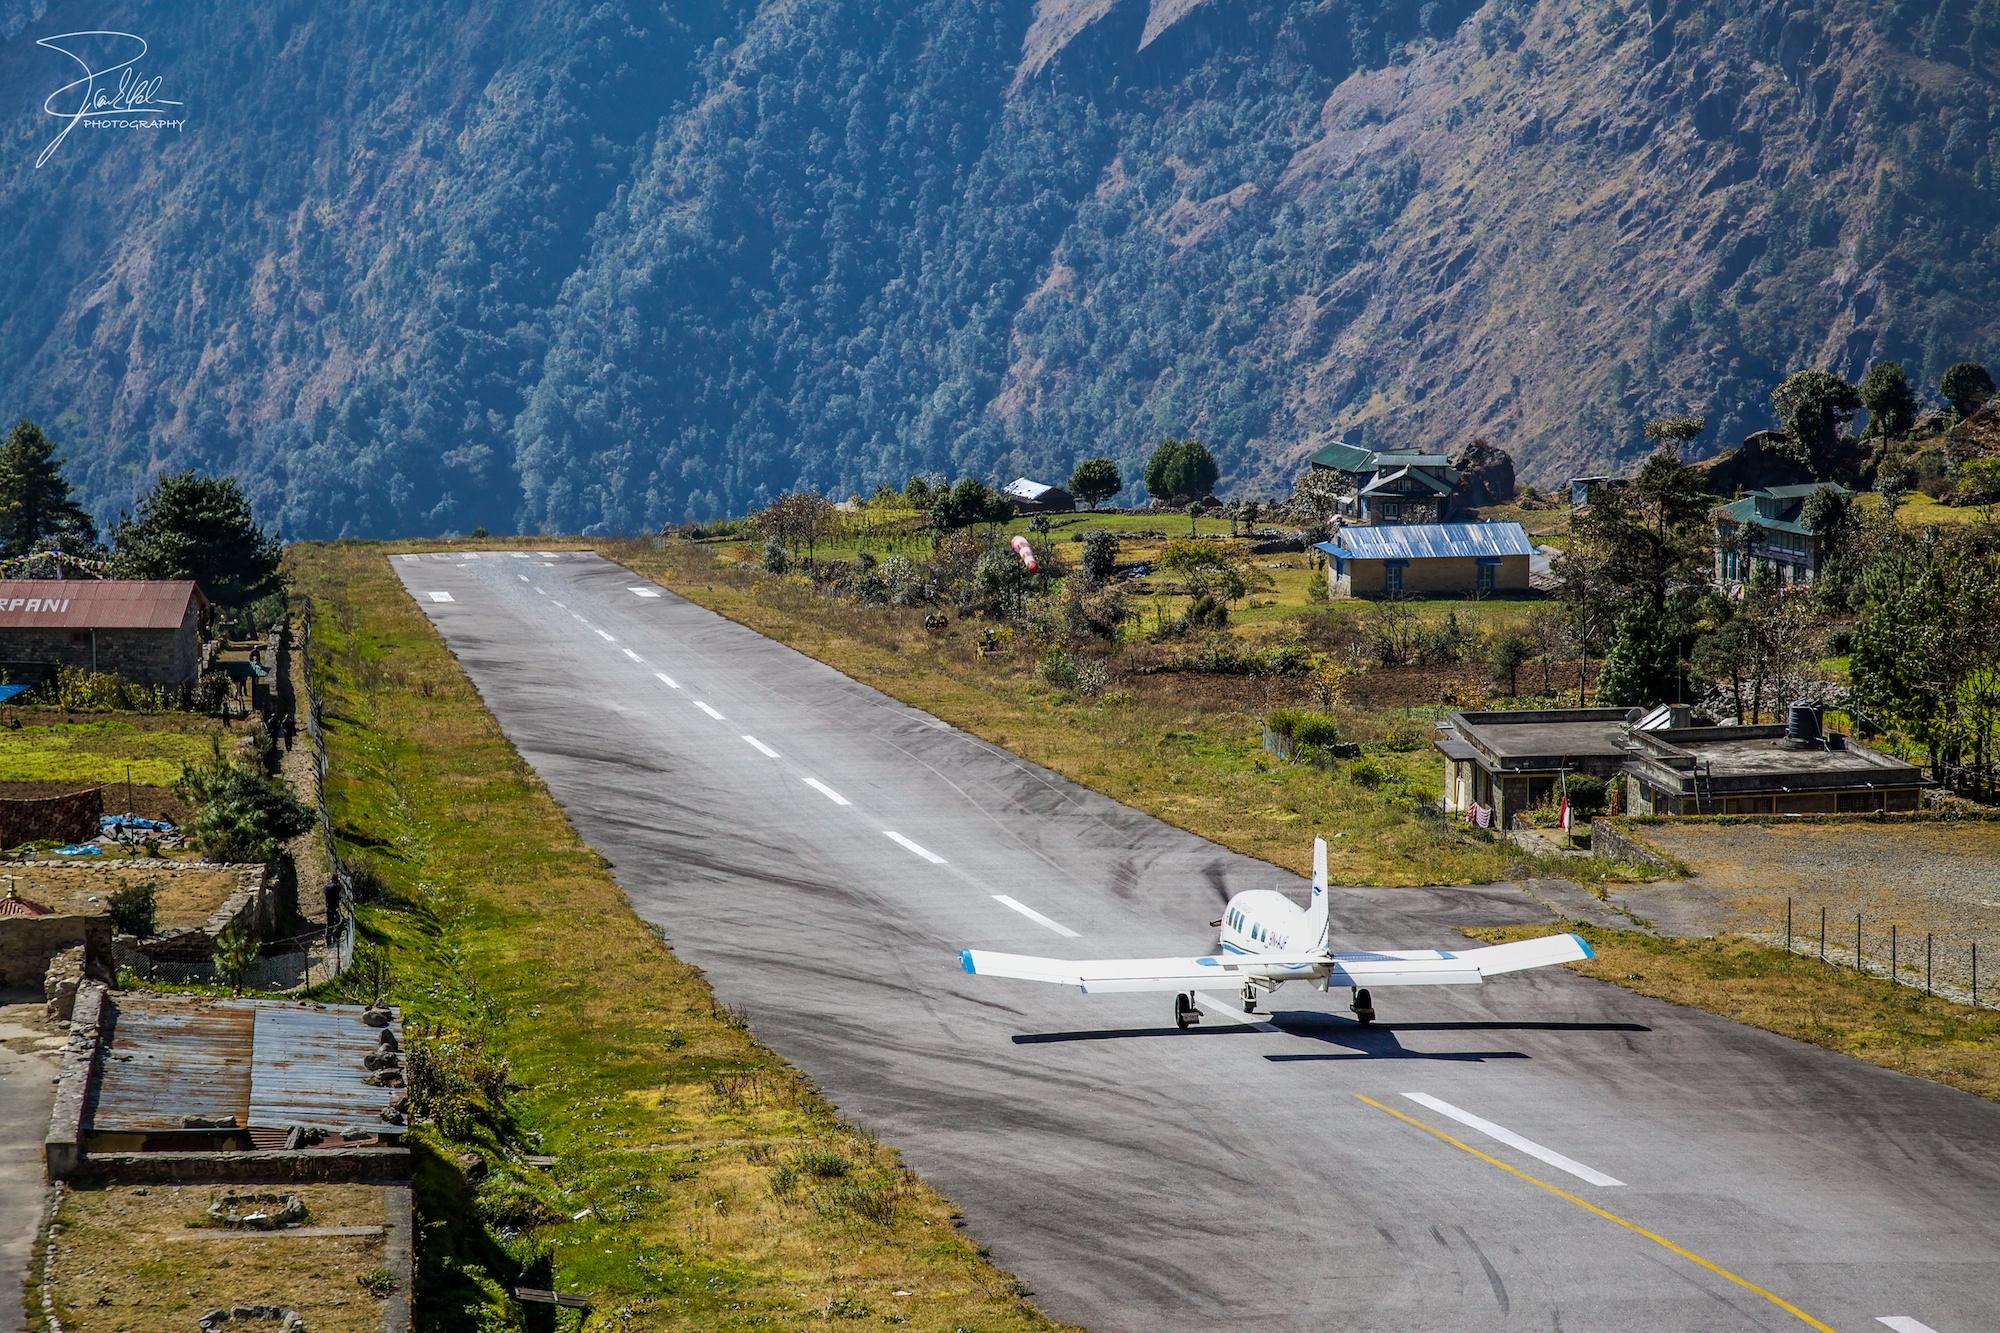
xmin=1609 ymin=821 xmax=2000 ymax=999
xmin=0 ymin=995 xmax=63 ymax=1333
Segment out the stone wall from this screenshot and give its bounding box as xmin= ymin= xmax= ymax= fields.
xmin=71 ymin=1147 xmax=411 ymax=1186
xmin=0 ymin=786 xmax=103 ymax=847
xmin=1590 ymin=819 xmax=1678 ymax=871
xmin=0 ymin=617 xmax=199 ymax=685
xmin=113 ymin=862 xmax=271 ymax=981
xmin=44 ymin=981 xmax=105 ymax=1180
xmin=0 ymin=913 xmax=110 ymax=987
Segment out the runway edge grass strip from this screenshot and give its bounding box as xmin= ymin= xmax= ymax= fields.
xmin=291 ymin=544 xmax=1061 ymax=1332
xmin=1355 ymin=1095 xmax=1839 ymax=1333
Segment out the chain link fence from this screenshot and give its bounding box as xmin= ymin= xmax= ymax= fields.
xmin=1778 ymin=896 xmax=1994 ymax=1010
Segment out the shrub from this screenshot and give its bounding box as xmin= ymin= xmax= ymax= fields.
xmin=1186 ymin=593 xmax=1228 ymax=629
xmin=791 ymin=1146 xmax=851 ymax=1179
xmin=761 ymin=539 xmax=789 ymax=573
xmin=356 ymin=1268 xmax=397 ymax=1298
xmin=406 ymin=1023 xmax=513 ymax=1142
xmin=176 ymin=740 xmax=315 ymax=863
xmin=1037 ymin=648 xmax=1109 ymax=697
xmin=212 ymin=919 xmax=260 ymax=995
xmin=1349 ymin=755 xmax=1389 ymax=789
xmin=107 ymin=882 xmax=157 ymax=937
xmin=1950 ymin=457 xmax=2000 ymax=506
xmin=1564 ymin=774 xmax=1610 ymax=820
xmin=1080 ymin=529 xmax=1117 ymax=584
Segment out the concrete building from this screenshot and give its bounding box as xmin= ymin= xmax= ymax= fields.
xmin=1712 ymin=483 xmax=1850 ymax=587
xmin=1315 ymin=521 xmax=1534 ymax=599
xmin=0 ymin=579 xmax=206 ymax=685
xmin=1001 ymin=478 xmax=1075 ymax=514
xmin=1306 ymin=442 xmax=1460 ymax=524
xmin=1435 ymin=708 xmax=1635 ymax=828
xmin=1437 ymin=706 xmax=1926 ymax=826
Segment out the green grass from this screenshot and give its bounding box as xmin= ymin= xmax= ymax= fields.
xmin=1859 ymin=491 xmax=2000 ymax=526
xmin=0 ymin=716 xmax=223 ymax=787
xmin=289 ymin=543 xmax=1058 ymax=1332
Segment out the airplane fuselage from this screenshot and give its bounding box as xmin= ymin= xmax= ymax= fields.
xmin=1219 ymin=889 xmax=1309 ymax=956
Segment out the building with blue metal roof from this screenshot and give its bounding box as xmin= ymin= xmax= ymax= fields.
xmin=1314 ymin=521 xmax=1534 ymax=598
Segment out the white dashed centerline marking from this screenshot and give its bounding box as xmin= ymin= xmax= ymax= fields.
xmin=594 ymin=629 xmax=616 ymax=642
xmin=552 ymin=600 xmax=566 ymax=609
xmin=628 ymin=586 xmax=662 ymax=598
xmin=1877 ymin=1319 xmax=1942 ymax=1333
xmin=518 ymin=574 xmax=529 ymax=582
xmin=884 ymin=832 xmax=945 ymax=864
xmin=1402 ymin=1094 xmax=1625 ymax=1187
xmin=741 ymin=735 xmax=780 ymax=758
xmin=534 ymin=587 xmax=546 ymax=596
xmin=694 ymin=701 xmax=725 ymax=720
xmin=654 ymin=672 xmax=680 ymax=689
xmin=992 ymin=895 xmax=1077 ymax=936
xmin=802 ymin=777 xmax=849 ymax=806
xmin=622 ymin=648 xmax=643 ymax=662
xmin=426 ymin=591 xmax=453 ymax=603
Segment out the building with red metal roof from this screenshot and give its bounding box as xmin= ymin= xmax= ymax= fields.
xmin=0 ymin=579 xmax=206 ymax=685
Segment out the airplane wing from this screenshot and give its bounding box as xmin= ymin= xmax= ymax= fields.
xmin=1329 ymin=932 xmax=1592 ymax=987
xmin=959 ymin=948 xmax=1327 ymax=994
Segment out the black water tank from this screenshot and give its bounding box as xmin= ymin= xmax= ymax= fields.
xmin=1786 ymin=701 xmax=1820 ymax=743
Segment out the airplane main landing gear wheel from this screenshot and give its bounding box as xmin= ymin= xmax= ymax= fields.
xmin=1174 ymin=992 xmax=1199 ymax=1030
xmin=1351 ymin=987 xmax=1375 ymax=1027
xmin=1241 ymin=982 xmax=1259 ymax=1015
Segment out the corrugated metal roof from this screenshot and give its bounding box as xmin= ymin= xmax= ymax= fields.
xmin=0 ymin=580 xmax=205 ymax=630
xmin=87 ymin=996 xmax=404 ymax=1137
xmin=249 ymin=1003 xmax=407 ymax=1136
xmin=0 ymin=889 xmax=52 ymax=916
xmin=89 ymin=997 xmax=253 ymax=1133
xmin=1321 ymin=521 xmax=1533 ymax=561
xmin=1307 ymin=440 xmax=1374 ymax=472
xmin=1003 ymin=477 xmax=1054 ymax=500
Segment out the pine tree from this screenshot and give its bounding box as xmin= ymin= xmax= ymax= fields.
xmin=111 ymin=471 xmax=282 ymax=606
xmin=1597 ymin=603 xmax=1680 ymax=706
xmin=0 ymin=420 xmax=98 ymax=559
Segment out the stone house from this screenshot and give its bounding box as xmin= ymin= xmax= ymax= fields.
xmin=0 ymin=579 xmax=207 ymax=685
xmin=1712 ymin=484 xmax=1850 ymax=587
xmin=1306 ymin=441 xmax=1460 ymax=524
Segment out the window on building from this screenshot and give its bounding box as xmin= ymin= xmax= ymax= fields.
xmin=1476 ymin=562 xmax=1496 ymax=594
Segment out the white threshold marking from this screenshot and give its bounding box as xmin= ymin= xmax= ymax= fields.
xmin=741 ymin=735 xmax=779 ymax=758
xmin=884 ymin=831 xmax=946 ymax=864
xmin=537 ymin=550 xmax=560 ymax=558
xmin=694 ymin=701 xmax=725 ymax=720
xmin=1877 ymin=1319 xmax=1942 ymax=1333
xmin=426 ymin=591 xmax=453 ymax=603
xmin=594 ymin=629 xmax=616 ymax=642
xmin=992 ymin=894 xmax=1081 ymax=937
xmin=654 ymin=672 xmax=680 ymax=689
xmin=463 ymin=552 xmax=481 ymax=559
xmin=510 ymin=552 xmax=529 ymax=559
xmin=802 ymin=777 xmax=849 ymax=806
xmin=1192 ymin=993 xmax=1278 ymax=1031
xmin=622 ymin=648 xmax=643 ymax=662
xmin=1402 ymin=1093 xmax=1625 ymax=1187
xmin=628 ymin=586 xmax=662 ymax=598
xmin=398 ymin=553 xmax=417 ymax=562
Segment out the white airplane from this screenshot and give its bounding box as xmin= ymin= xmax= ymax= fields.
xmin=960 ymin=838 xmax=1593 ymax=1029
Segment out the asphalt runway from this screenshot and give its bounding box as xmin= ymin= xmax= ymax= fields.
xmin=396 ymin=550 xmax=2000 ymax=1333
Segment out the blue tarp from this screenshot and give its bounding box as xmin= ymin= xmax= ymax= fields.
xmin=102 ymin=814 xmax=176 ymax=834
xmin=53 ymin=843 xmax=102 ymax=856
xmin=0 ymin=683 xmax=28 ymax=703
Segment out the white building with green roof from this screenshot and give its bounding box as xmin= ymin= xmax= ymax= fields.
xmin=1712 ymin=482 xmax=1850 ymax=587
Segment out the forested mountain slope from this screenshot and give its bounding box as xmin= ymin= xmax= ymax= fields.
xmin=2 ymin=0 xmax=1996 ymax=536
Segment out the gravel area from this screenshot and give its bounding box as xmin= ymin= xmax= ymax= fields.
xmin=1609 ymin=821 xmax=2000 ymax=1001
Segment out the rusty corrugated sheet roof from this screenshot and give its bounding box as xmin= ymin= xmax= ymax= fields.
xmin=0 ymin=579 xmax=205 ymax=630
xmin=88 ymin=997 xmax=253 ymax=1133
xmin=86 ymin=996 xmax=404 ymax=1137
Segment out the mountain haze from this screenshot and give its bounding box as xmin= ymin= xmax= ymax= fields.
xmin=2 ymin=0 xmax=1996 ymax=536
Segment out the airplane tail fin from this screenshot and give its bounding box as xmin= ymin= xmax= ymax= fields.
xmin=1301 ymin=837 xmax=1331 ymax=949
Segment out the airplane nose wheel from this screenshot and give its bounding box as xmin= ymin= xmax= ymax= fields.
xmin=1174 ymin=992 xmax=1199 ymax=1029
xmin=1351 ymin=987 xmax=1375 ymax=1026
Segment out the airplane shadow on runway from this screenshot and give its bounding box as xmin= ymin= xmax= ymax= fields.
xmin=1011 ymin=1013 xmax=1649 ymax=1065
